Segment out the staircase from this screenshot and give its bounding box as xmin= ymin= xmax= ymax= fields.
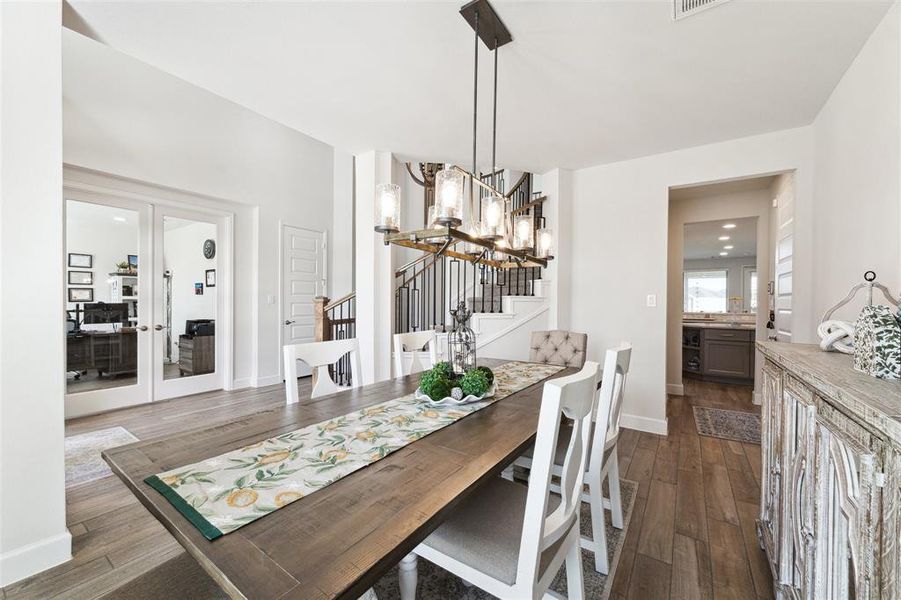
xmin=391 ymin=170 xmax=550 ymax=360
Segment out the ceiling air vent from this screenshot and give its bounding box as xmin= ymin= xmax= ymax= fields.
xmin=673 ymin=0 xmax=731 ymax=20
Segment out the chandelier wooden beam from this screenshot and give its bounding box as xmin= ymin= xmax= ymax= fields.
xmin=384 ymin=225 xmax=549 ymax=269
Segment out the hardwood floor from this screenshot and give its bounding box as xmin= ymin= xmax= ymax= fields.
xmin=610 ymin=378 xmax=773 ymax=600
xmin=2 ymin=377 xmax=772 ymax=599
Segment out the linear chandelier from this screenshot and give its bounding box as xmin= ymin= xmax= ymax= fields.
xmin=373 ymin=0 xmax=553 ymax=269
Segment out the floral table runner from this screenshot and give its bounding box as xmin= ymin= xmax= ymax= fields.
xmin=145 ymin=361 xmax=564 ymax=540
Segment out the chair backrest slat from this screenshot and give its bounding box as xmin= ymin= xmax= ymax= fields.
xmin=393 ymin=331 xmax=439 ymax=377
xmin=516 ymin=361 xmax=600 ymax=585
xmin=283 ymin=338 xmax=362 ymax=402
xmin=591 ymin=343 xmax=632 ymax=467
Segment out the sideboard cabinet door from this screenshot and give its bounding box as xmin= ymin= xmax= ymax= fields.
xmin=813 ymin=403 xmax=884 ymax=600
xmin=759 ymin=361 xmax=783 ymax=576
xmin=780 ymin=377 xmax=817 ymax=599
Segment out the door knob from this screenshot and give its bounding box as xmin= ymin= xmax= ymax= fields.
xmin=285 ymin=320 xmax=295 ymax=325
xmin=154 ymin=324 xmax=165 ymax=331
xmin=137 ymin=325 xmax=148 ymax=331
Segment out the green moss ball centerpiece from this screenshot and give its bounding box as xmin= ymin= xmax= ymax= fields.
xmin=417 ymin=362 xmax=495 ymax=403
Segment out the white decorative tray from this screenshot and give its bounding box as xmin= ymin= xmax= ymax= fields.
xmin=414 ymin=380 xmax=497 ymax=406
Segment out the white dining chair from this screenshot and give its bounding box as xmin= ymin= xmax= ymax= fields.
xmin=504 ymin=343 xmax=632 ymax=574
xmin=283 ymin=338 xmax=362 ymax=403
xmin=399 ymin=360 xmax=601 ymax=600
xmin=392 ymin=330 xmax=439 ymax=377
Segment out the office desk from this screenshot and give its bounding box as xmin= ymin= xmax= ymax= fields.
xmin=67 ymin=330 xmax=137 ymax=377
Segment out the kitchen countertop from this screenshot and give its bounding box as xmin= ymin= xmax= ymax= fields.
xmin=682 ymin=322 xmax=756 ymax=330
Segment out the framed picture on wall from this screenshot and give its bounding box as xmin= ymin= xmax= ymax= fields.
xmin=68 ymin=271 xmax=93 ymax=285
xmin=195 ymin=283 xmax=204 ymax=295
xmin=205 ymin=269 xmax=216 ymax=287
xmin=127 ymin=254 xmax=138 ymax=268
xmin=68 ymin=288 xmax=94 ymax=303
xmin=68 ymin=253 xmax=93 ymax=268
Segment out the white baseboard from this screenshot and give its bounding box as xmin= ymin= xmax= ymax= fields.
xmin=0 ymin=530 xmax=72 ymax=586
xmin=666 ymin=383 xmax=684 ymax=396
xmin=252 ymin=374 xmax=283 ymax=388
xmin=620 ymin=413 xmax=668 ymax=436
xmin=232 ymin=377 xmax=253 ymax=389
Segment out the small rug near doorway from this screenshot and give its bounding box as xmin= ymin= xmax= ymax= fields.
xmin=65 ymin=426 xmax=139 ymax=488
xmin=100 ymin=479 xmax=638 ymax=600
xmin=693 ymin=406 xmax=761 ymax=444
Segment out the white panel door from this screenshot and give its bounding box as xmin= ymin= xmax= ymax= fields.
xmin=775 ymin=176 xmax=794 ymax=342
xmin=282 ymin=226 xmax=326 ymax=378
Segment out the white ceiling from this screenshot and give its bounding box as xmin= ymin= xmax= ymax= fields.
xmin=64 ymin=0 xmax=892 ymax=172
xmin=683 ymin=216 xmax=757 ymax=261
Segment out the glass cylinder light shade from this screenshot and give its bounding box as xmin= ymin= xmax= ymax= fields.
xmin=513 ymin=214 xmax=535 ymax=251
xmin=536 ymin=227 xmax=554 ymax=258
xmin=434 ymin=168 xmax=464 ymax=226
xmin=480 ymin=194 xmax=505 ymax=240
xmin=374 ymin=183 xmax=401 ymax=233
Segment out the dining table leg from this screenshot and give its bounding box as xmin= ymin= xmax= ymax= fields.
xmin=398 ymin=552 xmax=418 ymax=600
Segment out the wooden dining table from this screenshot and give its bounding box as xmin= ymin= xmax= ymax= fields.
xmin=103 ymin=359 xmax=575 ymax=599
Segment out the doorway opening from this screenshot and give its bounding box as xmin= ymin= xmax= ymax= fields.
xmin=666 ymin=172 xmax=795 ymax=400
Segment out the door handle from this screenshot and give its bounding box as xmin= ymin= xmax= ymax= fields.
xmin=154 ymin=324 xmax=165 ymax=331
xmin=137 ymin=325 xmax=148 ymax=332
xmin=285 ymin=320 xmax=296 ymax=325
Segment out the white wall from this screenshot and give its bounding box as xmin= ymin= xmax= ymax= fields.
xmin=0 ymin=1 xmax=72 ymax=585
xmin=62 ymin=29 xmax=350 ymax=387
xmin=811 ymin=1 xmax=900 ymax=323
xmin=163 ymin=221 xmax=217 ymax=360
xmin=332 ymin=148 xmax=355 ymax=299
xmin=566 ymin=127 xmax=815 ymax=434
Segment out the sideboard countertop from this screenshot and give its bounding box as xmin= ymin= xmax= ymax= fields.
xmin=757 ymin=341 xmax=901 ymax=442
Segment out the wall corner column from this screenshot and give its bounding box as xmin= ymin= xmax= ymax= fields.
xmin=539 ymin=168 xmax=573 ymax=330
xmin=0 ymin=0 xmax=72 ymax=586
xmin=353 ymin=151 xmax=394 ymax=384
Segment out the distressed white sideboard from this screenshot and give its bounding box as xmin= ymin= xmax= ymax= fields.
xmin=756 ymin=341 xmax=901 ymax=599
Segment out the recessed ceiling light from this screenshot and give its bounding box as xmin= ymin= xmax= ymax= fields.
xmin=113 ymin=216 xmax=127 ymax=223
xmin=723 ymin=245 xmax=734 ymax=249
xmin=722 ymin=223 xmax=736 ymax=229
xmin=718 ymin=235 xmax=730 ymax=241
xmin=719 ymin=251 xmax=728 ymax=256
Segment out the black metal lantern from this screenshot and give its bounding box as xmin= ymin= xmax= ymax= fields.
xmin=448 ymin=301 xmax=477 ymax=375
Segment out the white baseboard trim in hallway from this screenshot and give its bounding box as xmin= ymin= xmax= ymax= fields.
xmin=620 ymin=413 xmax=668 ymax=435
xmin=0 ymin=530 xmax=72 ymax=587
xmin=666 ymin=383 xmax=684 ymax=396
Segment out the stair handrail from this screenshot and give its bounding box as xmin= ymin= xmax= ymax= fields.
xmin=504 ymin=172 xmax=530 ymax=199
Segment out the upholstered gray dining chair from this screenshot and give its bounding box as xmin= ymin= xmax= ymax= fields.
xmin=529 ymin=330 xmax=588 ymax=368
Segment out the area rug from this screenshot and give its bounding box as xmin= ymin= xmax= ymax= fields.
xmin=65 ymin=426 xmax=139 ymax=488
xmin=693 ymin=406 xmax=761 ymax=444
xmin=100 ymin=479 xmax=638 ymax=600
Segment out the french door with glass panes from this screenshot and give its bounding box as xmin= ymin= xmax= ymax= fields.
xmin=64 ymin=194 xmax=229 ymax=416
xmin=152 ymin=205 xmax=228 ymax=400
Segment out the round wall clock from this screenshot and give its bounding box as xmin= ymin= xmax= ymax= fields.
xmin=203 ymin=239 xmax=216 ymax=259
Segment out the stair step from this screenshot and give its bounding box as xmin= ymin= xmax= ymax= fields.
xmin=467 ymin=298 xmax=503 ymax=313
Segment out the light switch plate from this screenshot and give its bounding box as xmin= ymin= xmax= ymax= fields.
xmin=646 ymin=294 xmax=657 ymax=307
xmin=267 ymin=295 xmax=275 ymax=305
